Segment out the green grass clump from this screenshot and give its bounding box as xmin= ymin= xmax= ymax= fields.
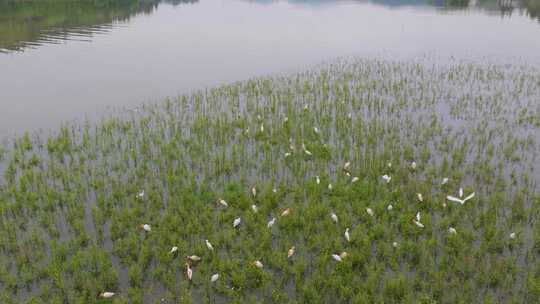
xmin=0 ymin=58 xmax=539 ymax=303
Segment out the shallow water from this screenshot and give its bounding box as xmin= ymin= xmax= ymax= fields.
xmin=1 ymin=0 xmax=540 ymax=139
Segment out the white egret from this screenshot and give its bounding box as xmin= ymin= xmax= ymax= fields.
xmin=328 ymin=183 xmax=333 ymax=190
xmin=218 ymin=198 xmax=228 ymax=207
xmin=169 ymin=246 xmax=178 ymax=254
xmin=186 ymin=263 xmax=193 ymax=281
xmin=343 ymin=161 xmax=351 ymax=171
xmin=392 ymin=242 xmax=399 ymax=248
xmin=417 ymin=193 xmax=423 ymax=202
xmin=331 ymin=254 xmax=342 ymax=262
xmin=331 ymin=212 xmax=338 ymax=223
xmin=139 ymin=224 xmax=151 ymax=232
xmin=411 ymin=161 xmax=417 ymax=170
xmin=187 ymin=255 xmax=201 ymax=262
xmin=205 ymin=240 xmax=214 ymax=251
xmin=100 ymin=292 xmax=115 ymax=298
xmin=260 ymin=123 xmax=264 ymax=132
xmin=387 ymin=204 xmax=393 ymax=211
xmin=211 ymin=273 xmax=219 ymax=282
xmin=351 ymin=177 xmax=359 ymax=183
xmin=314 ymin=127 xmax=320 ymax=134
xmin=382 ymin=175 xmax=391 ymax=183
xmin=510 ymin=232 xmax=516 ymax=239
xmin=252 ymin=260 xmax=264 ymax=268
xmin=446 ymin=192 xmax=475 ymax=205
xmin=251 ymin=204 xmax=258 ymax=213
xmin=281 ymin=208 xmax=291 ymax=217
xmin=233 ymin=218 xmax=241 ymax=228
xmin=285 ymin=152 xmax=291 ymax=158
xmin=137 ymin=190 xmax=145 ymax=199
xmin=316 ymin=176 xmax=320 ymax=185
xmin=413 ymin=220 xmax=424 ymax=228
xmin=288 ymin=246 xmax=295 ymax=258
xmin=416 ymin=212 xmax=421 ymax=222
xmin=251 ymin=186 xmax=257 ymax=197
xmin=441 ymin=178 xmax=449 ymax=185
xmin=344 ymin=228 xmax=350 ymax=242
xmin=267 ymin=217 xmax=276 ymax=228
xmin=387 ymin=162 xmax=392 ymax=168
xmin=366 ymin=208 xmax=374 ymax=217
xmin=448 ymin=227 xmax=457 ymax=234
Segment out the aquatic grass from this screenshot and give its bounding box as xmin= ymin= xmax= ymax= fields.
xmin=0 ymin=58 xmax=539 ymax=303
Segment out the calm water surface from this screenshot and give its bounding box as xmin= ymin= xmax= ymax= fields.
xmin=1 ymin=0 xmax=540 ymax=139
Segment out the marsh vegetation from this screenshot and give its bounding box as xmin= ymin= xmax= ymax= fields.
xmin=0 ymin=58 xmax=538 ymax=303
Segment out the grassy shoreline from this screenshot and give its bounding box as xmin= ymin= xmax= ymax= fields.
xmin=0 ymin=58 xmax=539 ymax=303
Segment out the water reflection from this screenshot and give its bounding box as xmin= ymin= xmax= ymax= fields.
xmin=0 ymin=0 xmax=197 ymax=53
xmin=0 ymin=0 xmax=538 ymax=54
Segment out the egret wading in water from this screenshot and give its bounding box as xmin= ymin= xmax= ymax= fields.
xmin=187 ymin=255 xmax=201 ymax=262
xmin=332 ymin=254 xmax=342 ymax=262
xmin=252 ymin=260 xmax=264 ymax=268
xmin=288 ymin=246 xmax=295 ymax=258
xmin=185 ymin=263 xmax=193 ymax=281
xmin=218 ymin=198 xmax=228 ymax=207
xmin=137 ymin=190 xmax=145 ymax=199
xmin=205 ymin=239 xmax=214 ymax=251
xmin=251 ymin=186 xmax=257 ymax=197
xmin=267 ymin=217 xmax=276 ymax=228
xmin=331 ymin=212 xmax=338 ymax=223
xmin=343 ymin=161 xmax=351 ymax=171
xmin=447 ymin=188 xmax=475 ymax=205
xmin=99 ymin=292 xmax=115 ymax=298
xmin=281 ymin=208 xmax=291 ymax=217
xmin=413 ymin=220 xmax=424 ymax=228
xmin=302 ymin=143 xmax=312 ymax=156
xmin=139 ymin=224 xmax=151 ymax=232
xmin=413 ymin=212 xmax=424 ymax=228
xmin=366 ymin=208 xmax=374 ymax=217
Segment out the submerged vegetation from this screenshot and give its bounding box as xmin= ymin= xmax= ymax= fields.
xmin=0 ymin=58 xmax=539 ymax=303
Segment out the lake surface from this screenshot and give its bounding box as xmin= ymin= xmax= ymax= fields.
xmin=1 ymin=0 xmax=540 ymax=140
